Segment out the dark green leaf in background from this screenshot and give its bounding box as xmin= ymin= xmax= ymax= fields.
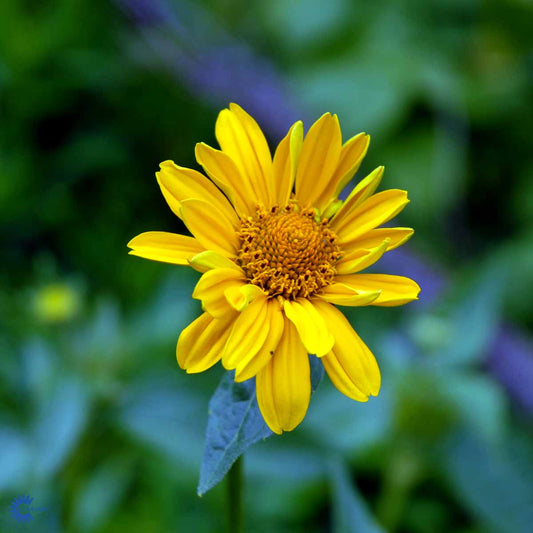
xmin=329 ymin=457 xmax=385 ymax=533
xmin=441 ymin=431 xmax=533 ymax=533
xmin=431 ymin=262 xmax=507 ymax=367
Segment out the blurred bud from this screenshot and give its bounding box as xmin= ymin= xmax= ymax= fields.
xmin=32 ymin=283 xmax=81 ymax=323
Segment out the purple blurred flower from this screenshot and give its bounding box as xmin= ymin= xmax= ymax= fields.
xmin=488 ymin=327 xmax=533 ymax=413
xmin=114 ymin=0 xmax=302 ymax=140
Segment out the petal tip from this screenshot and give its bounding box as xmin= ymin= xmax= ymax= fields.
xmin=194 ymin=142 xmax=208 ymax=157
xmin=159 ymin=159 xmax=175 ymax=169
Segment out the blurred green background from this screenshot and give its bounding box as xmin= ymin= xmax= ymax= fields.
xmin=1 ymin=0 xmax=532 ymax=531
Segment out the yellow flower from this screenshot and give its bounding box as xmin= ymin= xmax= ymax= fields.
xmin=128 ymin=104 xmax=420 ymax=434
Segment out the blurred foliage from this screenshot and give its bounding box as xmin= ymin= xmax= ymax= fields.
xmin=1 ymin=0 xmax=532 ymax=532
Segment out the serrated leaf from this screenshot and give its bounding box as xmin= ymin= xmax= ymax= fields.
xmin=329 ymin=457 xmax=385 ymax=533
xmin=197 ymin=371 xmax=272 ymax=496
xmin=198 ymin=355 xmax=325 ymax=495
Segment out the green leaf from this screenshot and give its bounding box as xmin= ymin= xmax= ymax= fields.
xmin=33 ymin=376 xmax=91 ymax=477
xmin=441 ymin=431 xmax=533 ymax=533
xmin=197 ymin=371 xmax=272 ymax=496
xmin=309 ymin=354 xmax=325 ymax=393
xmin=119 ymin=376 xmax=206 ymax=468
xmin=440 ymin=373 xmax=508 ymax=445
xmin=432 ymin=262 xmax=507 ymax=367
xmin=198 ymin=356 xmax=325 ymax=495
xmin=73 ymin=457 xmax=134 ymax=532
xmin=0 ymin=428 xmax=31 ymax=490
xmin=329 ymin=457 xmax=385 ymax=533
xmin=306 ymin=385 xmax=391 ymax=454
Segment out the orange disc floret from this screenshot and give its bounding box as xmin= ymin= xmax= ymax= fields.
xmin=237 ymin=204 xmax=342 ymax=299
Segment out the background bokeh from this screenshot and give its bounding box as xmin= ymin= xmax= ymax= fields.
xmin=1 ymin=0 xmax=532 ymax=531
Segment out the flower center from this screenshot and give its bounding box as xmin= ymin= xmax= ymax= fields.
xmin=237 ymin=204 xmax=342 ymax=299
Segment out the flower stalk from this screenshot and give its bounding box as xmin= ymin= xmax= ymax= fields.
xmin=228 ymin=456 xmax=244 ymax=533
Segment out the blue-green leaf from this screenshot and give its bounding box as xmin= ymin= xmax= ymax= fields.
xmin=441 ymin=431 xmax=533 ymax=533
xmin=73 ymin=457 xmax=134 ymax=532
xmin=198 ymin=356 xmax=325 ymax=496
xmin=329 ymin=457 xmax=385 ymax=533
xmin=33 ymin=376 xmax=91 ymax=477
xmin=309 ymin=354 xmax=325 ymax=393
xmin=432 ymin=262 xmax=507 ymax=367
xmin=197 ymin=371 xmax=272 ymax=496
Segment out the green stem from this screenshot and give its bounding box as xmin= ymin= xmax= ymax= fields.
xmin=375 ymin=447 xmax=420 ymax=532
xmin=228 ymin=456 xmax=244 ymax=533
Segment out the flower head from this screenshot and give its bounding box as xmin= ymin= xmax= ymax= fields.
xmin=128 ymin=104 xmax=420 ymax=434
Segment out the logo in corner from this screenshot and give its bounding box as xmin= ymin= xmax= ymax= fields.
xmin=9 ymin=495 xmax=34 ymax=524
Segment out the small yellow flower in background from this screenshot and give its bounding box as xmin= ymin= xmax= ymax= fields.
xmin=128 ymin=104 xmax=420 ymax=434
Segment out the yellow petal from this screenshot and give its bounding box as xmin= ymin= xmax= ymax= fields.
xmin=179 ymin=198 xmax=239 ymax=257
xmin=348 ymin=227 xmax=414 ymax=252
xmin=329 ymin=165 xmax=385 ymax=236
xmin=283 ymin=298 xmax=334 ymax=357
xmin=295 ymin=113 xmax=342 ymax=209
xmin=321 ymin=198 xmax=343 ymax=220
xmin=127 ymin=231 xmax=205 ymax=265
xmin=176 ymin=312 xmax=237 ymax=373
xmin=224 ymin=284 xmax=265 ymax=312
xmin=195 ymin=142 xmax=256 ymax=216
xmin=256 ymin=319 xmax=311 ymax=433
xmin=334 ymin=274 xmax=421 ymax=307
xmin=332 ymin=189 xmax=409 ymax=245
xmin=314 ymin=132 xmax=370 ymax=209
xmin=156 ymin=160 xmax=238 ymax=225
xmin=316 ymin=284 xmax=381 ymax=306
xmin=192 ymin=268 xmax=246 ymax=317
xmin=256 ymin=356 xmax=281 ymax=434
xmin=321 ymin=352 xmax=369 ymax=402
xmin=337 ymin=166 xmax=384 ymax=216
xmin=312 ymin=300 xmax=380 ymax=396
xmin=188 ymin=250 xmax=243 ymax=273
xmin=222 ymin=295 xmax=270 ymax=370
xmin=336 ymin=238 xmax=390 ymax=275
xmin=332 ymin=133 xmax=371 ymax=197
xmin=234 ymin=298 xmax=284 ymax=382
xmin=215 ymin=104 xmax=273 ymax=206
xmin=272 ymin=121 xmax=303 ymax=206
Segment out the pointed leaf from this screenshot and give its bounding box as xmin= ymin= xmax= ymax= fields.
xmin=198 ymin=371 xmax=272 ymax=496
xmin=199 ymin=356 xmax=325 ymax=495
